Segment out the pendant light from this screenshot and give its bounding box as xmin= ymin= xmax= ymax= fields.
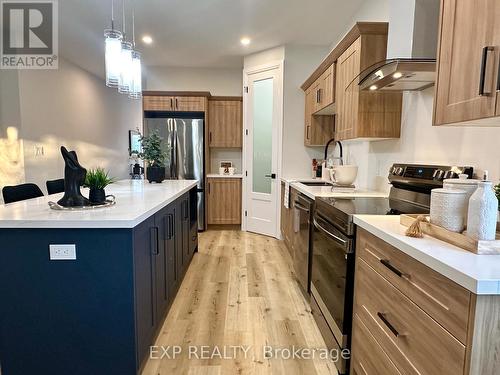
xmin=118 ymin=0 xmax=132 ymax=94
xmin=104 ymin=0 xmax=123 ymax=87
xmin=129 ymin=2 xmax=142 ymax=99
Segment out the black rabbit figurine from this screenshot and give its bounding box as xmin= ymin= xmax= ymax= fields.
xmin=57 ymin=146 xmax=91 ymax=207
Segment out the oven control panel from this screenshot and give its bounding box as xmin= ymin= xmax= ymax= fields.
xmin=389 ymin=164 xmax=474 ymax=184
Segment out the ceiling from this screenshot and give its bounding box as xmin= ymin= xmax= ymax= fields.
xmin=60 ymin=0 xmax=366 ymax=76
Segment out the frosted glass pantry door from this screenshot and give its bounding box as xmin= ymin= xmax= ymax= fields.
xmin=252 ymin=78 xmax=273 ymax=195
xmin=244 ymin=63 xmax=282 ymax=238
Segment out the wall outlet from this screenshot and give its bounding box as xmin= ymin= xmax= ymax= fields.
xmin=49 ymin=244 xmax=76 ymax=260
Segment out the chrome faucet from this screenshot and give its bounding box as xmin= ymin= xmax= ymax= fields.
xmin=324 ymin=138 xmax=343 ymax=166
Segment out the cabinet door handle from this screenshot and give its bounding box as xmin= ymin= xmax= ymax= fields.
xmin=165 ymin=214 xmax=173 ymax=240
xmin=380 ymin=259 xmax=405 ymax=278
xmin=479 ymin=46 xmax=494 ymax=96
xmin=377 ymin=312 xmax=400 ymax=337
xmin=208 ymin=183 xmax=210 ymax=194
xmin=150 ymin=227 xmax=159 ymax=255
xmin=209 ymin=131 xmax=212 ymax=144
xmin=175 ymin=98 xmax=178 ymax=109
xmin=170 ymin=98 xmax=173 ymax=108
xmin=184 ymin=200 xmax=189 ymax=220
xmin=306 ymin=125 xmax=310 ymax=140
xmin=496 ymin=58 xmax=500 ymax=92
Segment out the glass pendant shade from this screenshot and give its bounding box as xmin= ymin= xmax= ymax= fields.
xmin=129 ymin=50 xmax=142 ymax=99
xmin=118 ymin=41 xmax=133 ymax=94
xmin=104 ymin=29 xmax=123 ymax=87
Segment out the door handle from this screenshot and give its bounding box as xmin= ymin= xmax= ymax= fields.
xmin=265 ymin=173 xmax=276 ymax=179
xmin=209 ymin=131 xmax=212 ymax=144
xmin=170 ymin=98 xmax=173 ymax=108
xmin=479 ymin=46 xmax=494 ymax=96
xmin=175 ymin=98 xmax=178 ymax=109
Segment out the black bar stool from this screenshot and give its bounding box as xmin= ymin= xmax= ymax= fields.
xmin=2 ymin=183 xmax=44 ymax=204
xmin=46 ymin=179 xmax=65 ymax=195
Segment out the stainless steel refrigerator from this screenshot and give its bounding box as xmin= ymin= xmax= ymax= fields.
xmin=144 ymin=113 xmax=205 ymax=230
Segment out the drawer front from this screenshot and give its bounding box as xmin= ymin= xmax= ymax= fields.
xmin=351 ymin=314 xmax=401 ymax=375
xmin=354 ymin=258 xmax=466 ymax=375
xmin=357 ymin=228 xmax=471 ymax=344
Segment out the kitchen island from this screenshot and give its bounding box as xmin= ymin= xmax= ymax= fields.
xmin=0 ymin=180 xmax=198 ymax=375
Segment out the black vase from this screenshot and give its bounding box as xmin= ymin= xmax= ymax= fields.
xmin=147 ymin=166 xmax=165 ymax=183
xmin=89 ymin=188 xmax=106 ymax=204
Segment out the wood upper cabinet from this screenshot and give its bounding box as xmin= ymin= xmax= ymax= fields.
xmin=143 ymin=95 xmax=206 ymax=112
xmin=304 ymin=84 xmax=335 ymax=146
xmin=317 ymin=63 xmax=335 ymax=112
xmin=336 ymin=35 xmax=402 ymax=140
xmin=143 ymin=96 xmax=175 ymax=111
xmin=174 ymin=96 xmax=206 ymax=112
xmin=208 ymin=98 xmax=243 ymax=147
xmin=434 ymin=0 xmax=500 ymax=126
xmin=302 ymin=23 xmax=402 ymax=143
xmin=207 ymin=178 xmax=242 ymax=225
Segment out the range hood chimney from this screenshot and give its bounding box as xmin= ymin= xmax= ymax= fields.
xmin=359 ymin=0 xmax=440 ymax=92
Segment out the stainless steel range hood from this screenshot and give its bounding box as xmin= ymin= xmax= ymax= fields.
xmin=359 ymin=0 xmax=440 ymax=92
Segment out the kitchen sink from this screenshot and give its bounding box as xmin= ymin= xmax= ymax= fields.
xmin=299 ymin=181 xmax=333 ymax=187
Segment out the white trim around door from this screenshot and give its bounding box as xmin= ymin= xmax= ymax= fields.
xmin=241 ymin=60 xmax=284 ymax=238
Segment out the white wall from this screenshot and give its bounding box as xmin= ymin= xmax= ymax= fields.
xmin=0 ymin=58 xmax=142 ymax=199
xmin=144 ymin=66 xmax=243 ymax=96
xmin=282 ymin=45 xmax=331 ymax=178
xmin=0 ymin=71 xmax=25 ymax=193
xmin=343 ymin=89 xmax=500 ymax=190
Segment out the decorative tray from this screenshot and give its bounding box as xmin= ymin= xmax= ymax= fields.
xmin=48 ymin=195 xmax=116 ymax=211
xmin=400 ymin=214 xmax=500 ymax=255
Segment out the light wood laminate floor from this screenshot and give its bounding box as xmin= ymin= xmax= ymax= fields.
xmin=142 ymin=228 xmax=338 ymax=375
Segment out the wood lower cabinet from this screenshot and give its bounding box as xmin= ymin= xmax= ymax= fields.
xmin=208 ymin=98 xmax=243 ymax=147
xmin=207 ymin=178 xmax=242 ymax=224
xmin=434 ymin=0 xmax=500 ymax=126
xmin=351 ymin=228 xmax=500 ymax=375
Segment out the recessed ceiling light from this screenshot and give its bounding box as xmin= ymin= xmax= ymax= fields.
xmin=369 ymin=85 xmax=378 ymax=91
xmin=393 ymin=72 xmax=403 ymax=79
xmin=240 ymin=37 xmax=251 ymax=46
xmin=142 ymin=35 xmax=153 ymax=45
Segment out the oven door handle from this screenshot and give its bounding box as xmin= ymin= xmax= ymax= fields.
xmin=313 ymin=218 xmax=349 ymax=248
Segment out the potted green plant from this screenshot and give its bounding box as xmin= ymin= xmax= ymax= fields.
xmin=139 ymin=130 xmax=167 ymax=183
xmin=84 ymin=168 xmax=114 ymax=204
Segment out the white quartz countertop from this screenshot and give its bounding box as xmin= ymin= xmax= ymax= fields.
xmin=0 ymin=179 xmax=198 ymax=229
xmin=353 ymin=215 xmax=500 ymax=295
xmin=207 ymin=174 xmax=243 ymax=178
xmin=289 ymin=181 xmax=388 ymax=200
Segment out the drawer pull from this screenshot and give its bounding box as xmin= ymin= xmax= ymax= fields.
xmin=380 ymin=259 xmax=405 ymax=278
xmin=377 ymin=312 xmax=400 ymax=337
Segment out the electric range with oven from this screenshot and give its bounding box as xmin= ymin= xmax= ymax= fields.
xmin=310 ymin=164 xmax=473 ymax=374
